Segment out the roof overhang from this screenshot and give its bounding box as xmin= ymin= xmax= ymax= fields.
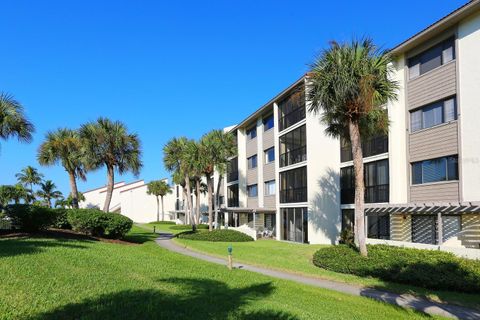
xmin=364 ymin=201 xmax=480 ymax=215
xmin=391 ymin=0 xmax=480 ymax=55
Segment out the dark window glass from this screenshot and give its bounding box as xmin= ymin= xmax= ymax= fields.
xmin=279 ymin=125 xmax=307 ymax=167
xmin=341 ymin=159 xmax=389 ymax=204
xmin=247 ymin=155 xmax=257 ymax=169
xmin=410 ymin=97 xmax=457 ymax=132
xmin=367 ymin=215 xmax=390 ymax=239
xmin=411 ymin=155 xmax=458 ymax=184
xmin=341 ymin=209 xmax=354 ymax=232
xmin=408 ymin=37 xmax=455 ymax=78
xmin=227 ymin=157 xmax=238 ymax=182
xmin=247 ymin=184 xmax=258 ymax=197
xmin=280 ymin=166 xmax=307 ymax=203
xmin=246 ymin=126 xmax=257 ymax=139
xmin=263 ymin=114 xmax=274 ymax=131
xmin=340 ymin=135 xmax=388 ymax=163
xmin=278 ymin=86 xmax=306 ymax=131
xmin=227 ymin=184 xmax=239 ymax=207
xmin=281 ymin=207 xmax=308 ymax=243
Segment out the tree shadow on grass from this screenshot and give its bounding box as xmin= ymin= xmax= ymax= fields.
xmin=0 ymin=237 xmax=89 ymax=258
xmin=29 ymin=277 xmax=299 ymax=320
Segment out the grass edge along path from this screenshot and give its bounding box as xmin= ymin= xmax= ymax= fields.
xmin=0 ymin=225 xmax=438 ymax=320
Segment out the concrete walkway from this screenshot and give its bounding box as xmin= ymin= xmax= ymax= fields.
xmin=154 ymin=232 xmax=480 ymax=320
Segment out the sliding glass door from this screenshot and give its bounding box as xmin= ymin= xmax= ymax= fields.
xmin=281 ymin=207 xmax=308 ymax=243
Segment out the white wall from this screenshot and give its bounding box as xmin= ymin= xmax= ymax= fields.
xmin=81 ymin=181 xmax=126 ymax=210
xmin=458 ymin=11 xmax=480 ymax=201
xmin=305 ymin=88 xmax=342 ymax=245
xmin=388 ymin=56 xmax=409 ymax=204
xmin=237 ymin=128 xmax=247 ymax=207
xmin=100 ymin=180 xmax=145 ymax=212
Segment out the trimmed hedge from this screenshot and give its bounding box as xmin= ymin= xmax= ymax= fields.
xmin=52 ymin=208 xmax=71 ymax=229
xmin=170 ymin=224 xmax=208 ymax=231
xmin=67 ymin=209 xmax=133 ymax=239
xmin=313 ymin=244 xmax=480 ymax=293
xmin=176 ymin=229 xmax=254 ymax=242
xmin=5 ymin=205 xmax=57 ymax=232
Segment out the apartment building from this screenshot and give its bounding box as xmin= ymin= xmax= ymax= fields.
xmin=219 ymin=1 xmax=480 ymax=254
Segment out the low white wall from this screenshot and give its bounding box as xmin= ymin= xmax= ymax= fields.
xmin=231 ymin=225 xmax=257 ymax=240
xmin=366 ymin=238 xmax=480 ymax=260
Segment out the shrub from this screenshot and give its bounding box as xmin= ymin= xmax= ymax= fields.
xmin=339 ymin=229 xmax=354 ymax=247
xmin=51 ymin=208 xmax=71 ymax=229
xmin=170 ymin=224 xmax=208 ymax=231
xmin=5 ymin=204 xmax=57 ymax=232
xmin=177 ymin=229 xmax=254 ymax=242
xmin=67 ymin=209 xmax=133 ymax=239
xmin=312 ymin=244 xmax=480 ymax=293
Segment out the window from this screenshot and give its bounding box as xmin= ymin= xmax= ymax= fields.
xmin=280 ymin=166 xmax=307 ymax=203
xmin=264 ymin=147 xmax=275 ymax=164
xmin=341 ymin=159 xmax=389 ymax=204
xmin=367 ymin=215 xmax=390 ymax=239
xmin=281 ymin=207 xmax=308 ymax=243
xmin=410 ymin=97 xmax=457 ymax=132
xmin=278 ymin=85 xmax=306 ymax=131
xmin=341 ymin=209 xmax=354 ymax=233
xmin=246 ymin=126 xmax=257 ymax=139
xmin=408 ymin=37 xmax=455 ymax=78
xmin=340 ymin=135 xmax=388 ymax=162
xmin=412 ymin=155 xmax=458 ymax=184
xmin=264 ymin=180 xmax=276 ymax=196
xmin=247 ymin=184 xmax=258 ymax=197
xmin=227 ymin=157 xmax=238 ymax=182
xmin=263 ymin=114 xmax=274 ymax=131
xmin=227 ymin=184 xmax=239 ymax=207
xmin=279 ymin=125 xmax=306 ymax=167
xmin=247 ymin=155 xmax=257 ymax=169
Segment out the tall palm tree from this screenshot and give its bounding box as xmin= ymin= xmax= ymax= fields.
xmin=308 ymin=38 xmax=398 ymax=256
xmin=37 ymin=128 xmax=86 ymax=208
xmin=163 ymin=137 xmax=196 ymax=230
xmin=80 ymin=118 xmax=142 ymax=212
xmin=147 ymin=180 xmax=172 ymax=222
xmin=15 ymin=166 xmax=44 ymax=203
xmin=0 ymin=93 xmax=34 ymax=148
xmin=37 ymin=180 xmax=63 ymax=208
xmin=199 ymin=130 xmax=236 ymax=231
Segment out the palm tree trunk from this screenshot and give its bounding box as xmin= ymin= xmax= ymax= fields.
xmin=103 ymin=165 xmax=115 ymax=212
xmin=349 ymin=120 xmax=367 ymax=257
xmin=182 ymin=188 xmax=188 ymax=225
xmin=215 ymin=174 xmax=223 ymax=230
xmin=195 ymin=178 xmax=201 ymax=225
xmin=156 ymin=196 xmax=160 ymax=222
xmin=161 ymin=195 xmax=164 ymax=221
xmin=30 ymin=183 xmax=34 ymax=204
xmin=68 ymin=171 xmax=80 ymax=209
xmin=184 ymin=174 xmax=196 ymax=231
xmin=206 ymin=175 xmax=213 ymax=231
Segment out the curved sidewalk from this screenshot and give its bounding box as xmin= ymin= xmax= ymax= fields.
xmin=154 ymin=232 xmax=480 ymax=320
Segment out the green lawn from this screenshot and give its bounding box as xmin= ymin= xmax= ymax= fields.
xmin=0 ymin=226 xmax=439 ymax=319
xmin=172 ymin=235 xmax=480 ymax=310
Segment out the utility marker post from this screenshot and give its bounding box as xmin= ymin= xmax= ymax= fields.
xmin=227 ymin=245 xmax=233 ymax=270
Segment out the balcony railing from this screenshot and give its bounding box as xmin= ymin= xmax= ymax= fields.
xmin=279 ymin=187 xmax=307 ymax=203
xmin=228 ymin=198 xmax=239 ymax=207
xmin=227 ymin=170 xmax=239 ymax=182
xmin=279 ymin=106 xmax=306 ymax=131
xmin=280 ymin=146 xmax=307 ymax=167
xmin=340 ymin=135 xmax=388 ymax=162
xmin=340 ymin=184 xmax=389 ymax=204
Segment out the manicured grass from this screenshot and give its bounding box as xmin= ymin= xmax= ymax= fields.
xmin=0 ymin=226 xmax=437 ymax=319
xmin=174 ymin=237 xmax=480 ymax=310
xmin=143 ymin=221 xmax=198 ymax=234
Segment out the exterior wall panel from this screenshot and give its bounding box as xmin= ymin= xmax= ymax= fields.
xmin=246 ymin=168 xmax=258 ymax=185
xmin=459 ymin=214 xmax=480 ymax=248
xmin=263 ymin=129 xmax=274 ymax=148
xmin=407 ymin=62 xmax=457 ymax=110
xmin=247 ymin=197 xmax=258 ymax=208
xmin=409 ymin=122 xmax=458 ymax=162
xmin=263 ymin=163 xmax=275 ymax=181
xmin=246 ymin=137 xmax=257 ymax=157
xmin=264 ymin=195 xmax=276 ymax=208
xmin=390 ymin=214 xmax=412 ymax=242
xmin=410 ymin=182 xmax=460 ymax=202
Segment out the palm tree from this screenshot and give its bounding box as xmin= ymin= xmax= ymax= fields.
xmin=15 ymin=166 xmax=44 ymax=203
xmin=199 ymin=130 xmax=236 ymax=230
xmin=80 ymin=118 xmax=142 ymax=212
xmin=37 ymin=128 xmax=86 ymax=208
xmin=191 ymin=177 xmax=207 ymax=224
xmin=163 ymin=137 xmax=196 ymax=230
xmin=55 ymin=192 xmax=85 ymax=208
xmin=0 ymin=93 xmax=34 ymax=148
xmin=308 ymin=38 xmax=398 ymax=256
xmin=147 ymin=180 xmax=172 ymax=222
xmin=37 ymin=180 xmax=63 ymax=208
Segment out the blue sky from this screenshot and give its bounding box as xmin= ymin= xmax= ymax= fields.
xmin=0 ymin=0 xmax=467 ymax=196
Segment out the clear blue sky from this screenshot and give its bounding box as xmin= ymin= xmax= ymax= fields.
xmin=0 ymin=0 xmax=467 ymax=196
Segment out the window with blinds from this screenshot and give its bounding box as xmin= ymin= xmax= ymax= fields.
xmin=410 ymin=96 xmax=457 ymax=132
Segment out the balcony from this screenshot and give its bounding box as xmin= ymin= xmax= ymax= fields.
xmin=228 ymin=198 xmax=239 ymax=207
xmin=227 ymin=170 xmax=239 ymax=183
xmin=280 ymin=146 xmax=306 ymax=167
xmin=175 ymin=199 xmax=184 ymax=211
xmin=279 ymin=106 xmax=306 ymax=131
xmin=341 ymin=184 xmax=389 ymax=205
xmin=280 ymin=187 xmax=307 ymax=203
xmin=341 ymin=135 xmax=388 ymax=162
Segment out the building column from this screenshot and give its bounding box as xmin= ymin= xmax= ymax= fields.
xmin=437 ymin=211 xmax=443 ymax=246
